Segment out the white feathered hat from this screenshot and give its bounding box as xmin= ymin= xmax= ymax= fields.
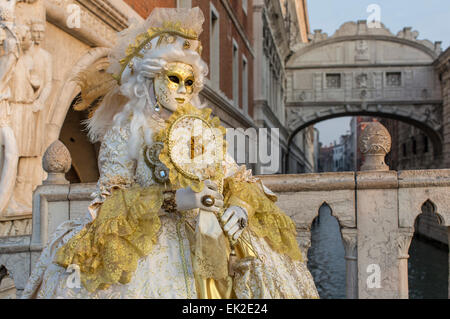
xmin=109 ymin=7 xmax=205 ymax=85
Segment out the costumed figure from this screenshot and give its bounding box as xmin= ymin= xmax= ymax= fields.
xmin=22 ymin=8 xmax=318 ymax=299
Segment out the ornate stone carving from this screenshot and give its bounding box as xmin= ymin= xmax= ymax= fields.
xmin=0 ymin=0 xmax=43 ymax=218
xmin=42 ymin=140 xmax=71 ymax=185
xmin=341 ymin=227 xmax=357 ymax=258
xmin=355 ymin=40 xmax=369 ymax=61
xmin=47 ymin=0 xmax=116 ymax=44
xmin=359 ymin=122 xmax=391 ymax=171
xmin=0 ymin=218 xmax=31 ymax=236
xmin=422 ymin=104 xmax=442 ymax=130
xmin=396 ymin=226 xmax=414 ymax=299
xmin=341 ymin=227 xmax=358 ymax=299
xmin=356 ymin=73 xmax=368 ymax=89
xmin=309 ymin=29 xmax=328 ymax=42
xmin=396 ymin=227 xmax=414 ymax=259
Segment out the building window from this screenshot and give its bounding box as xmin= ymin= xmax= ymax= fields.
xmin=412 ymin=137 xmax=417 ymax=155
xmin=402 ymin=143 xmax=407 ymax=157
xmin=242 ymin=55 xmax=248 ymax=114
xmin=423 ymin=135 xmax=429 ymax=153
xmin=232 ymin=39 xmax=239 ymax=107
xmin=326 ymin=74 xmax=341 ymax=88
xmin=210 ymin=4 xmax=220 ymax=89
xmin=386 ymin=72 xmax=401 ymax=87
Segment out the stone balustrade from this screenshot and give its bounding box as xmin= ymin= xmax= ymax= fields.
xmin=261 ymin=169 xmax=450 ymax=299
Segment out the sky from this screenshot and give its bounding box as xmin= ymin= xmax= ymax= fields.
xmin=308 ymin=0 xmax=450 ymax=146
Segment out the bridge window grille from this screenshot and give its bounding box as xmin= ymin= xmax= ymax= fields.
xmin=386 ymin=72 xmax=401 ymax=87
xmin=326 ymin=74 xmax=341 ymax=88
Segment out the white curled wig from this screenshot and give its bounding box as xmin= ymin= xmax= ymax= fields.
xmin=86 ymin=7 xmax=208 ymax=160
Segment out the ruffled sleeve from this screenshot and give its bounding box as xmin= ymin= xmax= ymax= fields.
xmin=54 ymin=185 xmax=164 ymax=292
xmin=89 ymin=123 xmax=137 ymax=219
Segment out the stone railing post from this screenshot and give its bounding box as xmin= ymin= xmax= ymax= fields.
xmin=30 ymin=140 xmax=72 ymax=265
xmin=357 ymin=122 xmax=401 ymax=298
xmin=397 ymin=227 xmax=414 ymax=299
xmin=341 ymin=227 xmax=358 ymax=299
xmin=42 ymin=140 xmax=71 ymax=185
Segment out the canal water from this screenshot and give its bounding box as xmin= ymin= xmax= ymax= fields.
xmin=306 ymin=205 xmax=449 ymax=299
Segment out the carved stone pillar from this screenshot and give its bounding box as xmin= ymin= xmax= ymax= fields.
xmin=341 ymin=227 xmax=358 ymax=299
xmin=296 ymin=225 xmax=311 ymax=261
xmin=357 ymin=122 xmax=400 ymax=298
xmin=397 ymin=227 xmax=414 ymax=299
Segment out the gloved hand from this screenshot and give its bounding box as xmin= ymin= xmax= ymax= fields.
xmin=220 ymin=206 xmax=248 ymax=241
xmin=175 ymin=180 xmax=224 ymax=213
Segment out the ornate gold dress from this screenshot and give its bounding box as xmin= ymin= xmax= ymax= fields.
xmin=21 ymin=105 xmax=319 ymax=299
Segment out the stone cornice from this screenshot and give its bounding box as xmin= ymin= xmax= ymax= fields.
xmin=220 ymin=0 xmax=255 ymax=57
xmin=289 ymin=35 xmax=439 ymax=66
xmin=287 ymin=62 xmax=434 ymax=70
xmin=45 ymin=0 xmax=142 ymax=47
xmin=286 ymin=100 xmax=443 ymax=108
xmin=77 ymin=0 xmax=139 ymax=30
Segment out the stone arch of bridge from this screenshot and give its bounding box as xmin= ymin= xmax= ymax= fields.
xmin=285 ymin=110 xmax=443 ymax=172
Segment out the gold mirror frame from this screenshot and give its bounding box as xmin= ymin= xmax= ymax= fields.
xmin=166 ymin=114 xmax=225 ymax=190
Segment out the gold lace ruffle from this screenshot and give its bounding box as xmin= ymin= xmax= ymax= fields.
xmin=54 ymin=185 xmax=164 ymax=292
xmin=223 ymin=178 xmax=303 ymax=262
xmin=191 ymin=211 xmax=230 ymax=280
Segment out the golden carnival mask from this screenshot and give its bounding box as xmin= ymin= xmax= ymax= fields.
xmin=154 ymin=62 xmax=195 ymax=112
